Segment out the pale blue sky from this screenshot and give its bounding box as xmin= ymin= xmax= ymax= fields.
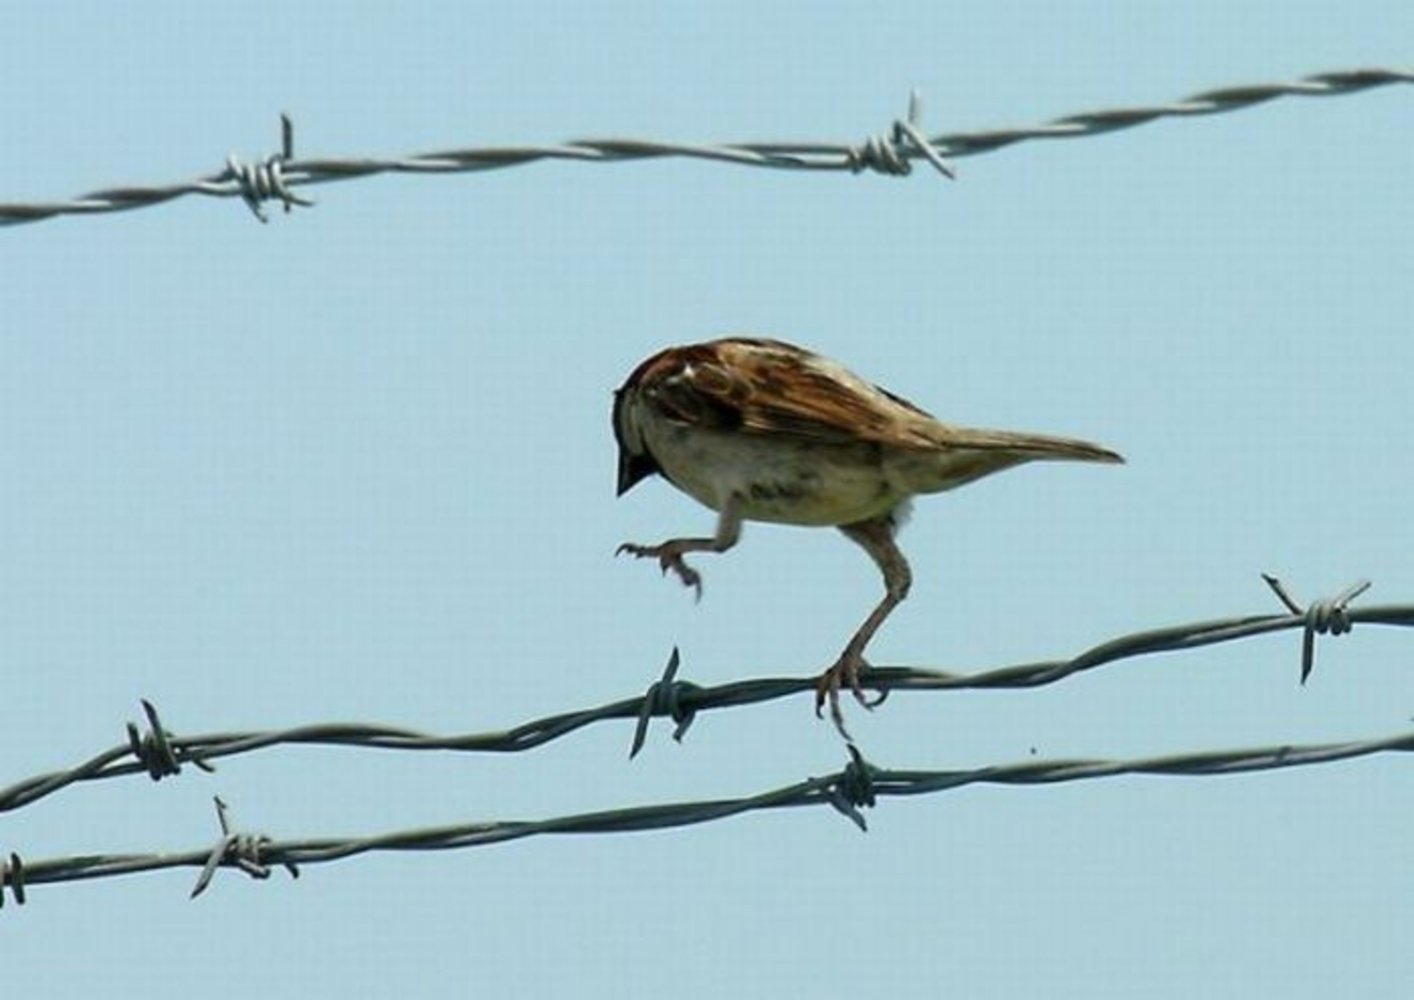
xmin=3 ymin=3 xmax=1413 ymax=996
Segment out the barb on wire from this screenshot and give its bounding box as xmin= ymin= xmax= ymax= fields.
xmin=1 ymin=852 xmax=25 ymax=908
xmin=6 ymin=728 xmax=1414 ymax=904
xmin=1 ymin=66 xmax=1408 ymax=226
xmin=1261 ymin=574 xmax=1370 ymax=684
xmin=191 ymin=797 xmax=299 ymax=899
xmin=126 ymin=698 xmax=213 ymax=780
xmin=827 ymin=744 xmax=876 ymax=831
xmin=847 ymin=90 xmax=956 ymax=178
xmin=0 ymin=576 xmax=1407 ymax=816
xmin=227 ymin=113 xmax=315 ymax=222
xmin=630 ymin=646 xmax=699 ymax=759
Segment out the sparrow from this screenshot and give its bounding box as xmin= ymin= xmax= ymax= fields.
xmin=613 ymin=337 xmax=1122 ymax=735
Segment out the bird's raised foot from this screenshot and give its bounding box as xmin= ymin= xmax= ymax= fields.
xmin=616 ymin=542 xmax=703 ymax=599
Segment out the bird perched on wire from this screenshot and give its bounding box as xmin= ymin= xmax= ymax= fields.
xmin=613 ymin=337 xmax=1122 ymax=735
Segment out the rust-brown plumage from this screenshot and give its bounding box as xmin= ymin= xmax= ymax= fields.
xmin=614 ymin=337 xmax=1122 ymax=735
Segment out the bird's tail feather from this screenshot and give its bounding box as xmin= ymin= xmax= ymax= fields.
xmin=946 ymin=427 xmax=1124 ymax=464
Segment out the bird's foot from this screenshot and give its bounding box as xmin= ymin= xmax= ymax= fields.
xmin=814 ymin=651 xmax=883 ymax=739
xmin=616 ymin=541 xmax=703 ymax=599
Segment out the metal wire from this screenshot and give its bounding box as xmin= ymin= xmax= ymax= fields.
xmin=1 ymin=576 xmax=1406 ymax=815
xmin=1 ymin=66 xmax=1407 ymax=227
xmin=6 ymin=727 xmax=1413 ymax=904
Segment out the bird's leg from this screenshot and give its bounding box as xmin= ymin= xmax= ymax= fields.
xmin=617 ymin=495 xmax=743 ymax=600
xmin=816 ymin=514 xmax=912 ymax=736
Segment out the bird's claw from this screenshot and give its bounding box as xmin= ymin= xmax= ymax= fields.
xmin=814 ymin=653 xmax=881 ymax=739
xmin=616 ymin=542 xmax=703 ymax=600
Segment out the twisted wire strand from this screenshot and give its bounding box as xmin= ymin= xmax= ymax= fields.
xmin=1 ymin=67 xmax=1407 ymax=226
xmin=2 ymin=582 xmax=1408 ymax=814
xmin=7 ymin=728 xmax=1413 ymax=903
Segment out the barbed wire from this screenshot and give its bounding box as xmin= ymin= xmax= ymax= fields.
xmin=1 ymin=576 xmax=1407 ymax=818
xmin=1 ymin=66 xmax=1408 ymax=227
xmin=5 ymin=726 xmax=1412 ymax=906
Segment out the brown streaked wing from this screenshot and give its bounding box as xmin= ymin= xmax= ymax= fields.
xmin=635 ymin=342 xmax=751 ymax=431
xmin=655 ymin=338 xmax=945 ymax=449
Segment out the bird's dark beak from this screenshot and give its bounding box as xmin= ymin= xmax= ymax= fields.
xmin=617 ymin=448 xmax=656 ymax=496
